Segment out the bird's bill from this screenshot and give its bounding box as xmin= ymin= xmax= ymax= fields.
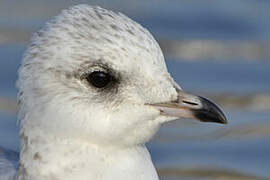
xmin=149 ymin=91 xmax=227 ymax=124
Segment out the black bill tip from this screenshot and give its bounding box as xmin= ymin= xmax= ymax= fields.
xmin=193 ymin=96 xmax=227 ymax=124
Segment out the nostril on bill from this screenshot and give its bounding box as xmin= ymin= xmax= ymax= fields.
xmin=182 ymin=100 xmax=199 ymax=106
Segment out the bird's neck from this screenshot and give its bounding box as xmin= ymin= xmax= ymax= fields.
xmin=17 ymin=134 xmax=159 ymax=180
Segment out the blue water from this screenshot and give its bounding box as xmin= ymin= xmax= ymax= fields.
xmin=167 ymin=60 xmax=270 ymax=94
xmin=149 ymin=110 xmax=270 ymax=179
xmin=150 ymin=138 xmax=270 ymax=178
xmin=0 ymin=0 xmax=270 ymax=179
xmin=0 ymin=45 xmax=24 ymax=97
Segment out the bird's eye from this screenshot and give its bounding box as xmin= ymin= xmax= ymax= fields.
xmin=86 ymin=71 xmax=112 ymax=88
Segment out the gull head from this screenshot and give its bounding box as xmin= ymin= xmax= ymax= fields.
xmin=17 ymin=5 xmax=226 ymax=147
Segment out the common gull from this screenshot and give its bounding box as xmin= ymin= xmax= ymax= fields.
xmin=0 ymin=4 xmax=226 ymax=180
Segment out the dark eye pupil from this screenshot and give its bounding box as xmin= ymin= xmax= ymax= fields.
xmin=86 ymin=71 xmax=111 ymax=88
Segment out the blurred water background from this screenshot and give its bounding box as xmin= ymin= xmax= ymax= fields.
xmin=0 ymin=0 xmax=270 ymax=179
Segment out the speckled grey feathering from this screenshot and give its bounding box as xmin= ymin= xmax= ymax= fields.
xmin=1 ymin=4 xmax=181 ymax=180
